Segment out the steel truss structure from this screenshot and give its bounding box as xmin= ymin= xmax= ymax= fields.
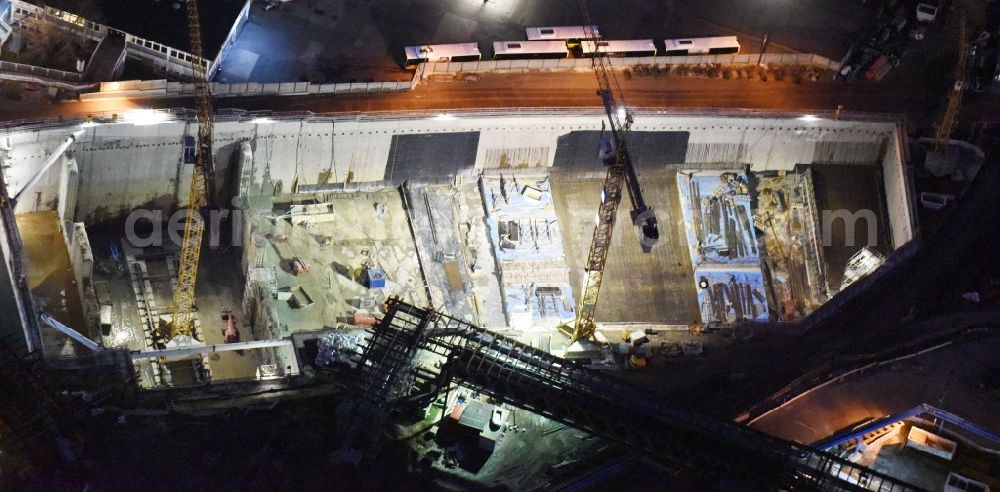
xmin=170 ymin=0 xmax=217 ymax=339
xmin=343 ymin=298 xmax=921 ymax=491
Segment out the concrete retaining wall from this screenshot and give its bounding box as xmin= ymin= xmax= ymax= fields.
xmin=881 ymin=129 xmax=916 ymax=247
xmin=66 ymin=222 xmax=93 ymax=313
xmin=6 ymin=127 xmax=82 ymax=215
xmin=681 ymin=118 xmax=892 ymax=171
xmin=3 ymin=110 xmax=907 ymax=244
xmin=0 ymin=141 xmax=37 ymax=353
xmin=57 ymin=155 xmax=77 ymax=229
xmin=73 ymin=122 xmax=191 ymax=223
xmin=0 ymin=202 xmax=33 ymax=351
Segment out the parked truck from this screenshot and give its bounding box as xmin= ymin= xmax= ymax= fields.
xmin=916 ymin=1 xmax=941 ymax=23
xmin=864 ymin=52 xmax=901 ymax=81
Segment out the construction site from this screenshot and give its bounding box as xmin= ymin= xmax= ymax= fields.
xmin=0 ymin=108 xmax=913 ymax=369
xmin=0 ymin=105 xmax=940 ymax=485
xmin=2 ymin=0 xmax=1000 ymax=489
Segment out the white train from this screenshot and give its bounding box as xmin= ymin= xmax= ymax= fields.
xmin=403 ymin=43 xmax=481 ymax=68
xmin=576 ymin=39 xmax=658 ymax=58
xmin=403 ymin=28 xmax=741 ymax=68
xmin=663 ymin=36 xmax=740 ymax=56
xmin=526 ymin=25 xmax=600 ymax=43
xmin=493 ymin=40 xmax=569 ymax=60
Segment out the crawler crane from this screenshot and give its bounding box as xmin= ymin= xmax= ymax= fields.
xmin=169 ymin=0 xmax=217 ymax=339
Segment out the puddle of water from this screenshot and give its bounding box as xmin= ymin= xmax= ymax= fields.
xmin=17 ymin=211 xmax=85 ymax=331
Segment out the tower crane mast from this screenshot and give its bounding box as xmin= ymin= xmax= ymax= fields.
xmin=560 ymin=2 xmax=659 ymax=343
xmin=169 ymin=0 xmax=217 ymax=339
xmin=934 ymin=4 xmax=968 ymax=152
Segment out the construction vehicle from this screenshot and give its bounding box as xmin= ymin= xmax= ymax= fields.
xmin=291 ymin=257 xmax=311 ymax=275
xmin=168 ymin=0 xmax=217 ymax=340
xmin=863 ymin=52 xmax=901 ymax=81
xmin=619 ymin=330 xmax=652 ymax=368
xmin=558 ymin=1 xmax=659 ymax=345
xmin=221 ymin=309 xmax=239 ymax=344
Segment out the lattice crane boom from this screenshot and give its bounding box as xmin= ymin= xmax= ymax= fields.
xmin=561 ymin=3 xmax=659 ymax=343
xmin=934 ymin=4 xmax=968 ymax=152
xmin=169 ymin=0 xmax=216 ymax=339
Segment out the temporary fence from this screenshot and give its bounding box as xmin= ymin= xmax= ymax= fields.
xmin=421 ymin=53 xmax=841 ymax=76
xmin=79 ymin=79 xmax=412 ymax=100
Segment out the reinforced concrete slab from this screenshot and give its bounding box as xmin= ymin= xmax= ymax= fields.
xmin=482 ymin=175 xmax=574 ymax=331
xmin=404 ymin=183 xmax=478 ymax=323
xmin=551 ymin=170 xmax=699 ymax=325
xmin=86 ymin=225 xmax=147 ymax=353
xmin=258 ymin=190 xmax=428 ymax=336
xmin=216 ymin=0 xmax=405 ymax=84
xmin=457 ymin=182 xmax=507 ymax=330
xmin=191 ymin=250 xmax=259 ymax=381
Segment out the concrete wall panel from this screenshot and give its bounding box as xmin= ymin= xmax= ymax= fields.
xmin=881 ymin=132 xmax=915 ymax=248
xmin=7 ymin=127 xmax=77 ymax=214
xmin=475 ymin=129 xmax=560 ymax=169
xmin=57 ymin=157 xmax=78 ymax=226
xmin=383 ymin=132 xmax=480 ymax=182
xmin=553 ymin=130 xmax=690 ymax=171
xmin=73 ymin=122 xmax=188 ymax=223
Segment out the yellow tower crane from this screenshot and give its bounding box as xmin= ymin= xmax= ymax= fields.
xmin=168 ymin=0 xmax=217 ymax=339
xmin=558 ymin=1 xmax=660 ymax=343
xmin=934 ymin=4 xmax=969 ymax=152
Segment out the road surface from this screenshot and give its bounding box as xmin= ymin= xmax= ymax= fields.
xmin=0 ymin=71 xmax=945 ymax=127
xmin=752 ymin=334 xmax=1000 ymax=447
